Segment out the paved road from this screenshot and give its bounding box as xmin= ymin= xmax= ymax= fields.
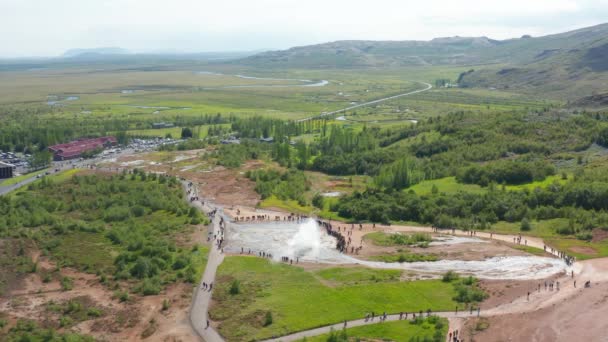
xmin=0 ymin=175 xmax=39 ymax=195
xmin=296 ymin=82 xmax=432 ymax=122
xmin=188 ymin=189 xmax=227 ymax=342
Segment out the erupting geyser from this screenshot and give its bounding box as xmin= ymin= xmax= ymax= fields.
xmin=280 ymin=219 xmax=323 ymax=260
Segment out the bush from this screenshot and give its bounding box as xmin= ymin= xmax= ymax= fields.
xmin=61 ymin=276 xmax=73 ymax=291
xmin=162 ymin=299 xmax=170 ymax=311
xmin=576 ymin=232 xmax=593 ymax=241
xmin=520 ymin=218 xmax=532 ymax=231
xmin=264 ymin=311 xmax=273 ymax=327
xmin=229 ymin=280 xmax=240 ymax=295
xmin=87 ymin=308 xmax=103 ymax=317
xmin=442 ymin=271 xmax=459 ymax=282
xmin=138 ymin=278 xmax=161 ymax=296
xmin=59 ymin=315 xmax=73 ymax=328
xmin=114 ymin=291 xmax=129 ymax=302
xmin=312 ymin=193 xmax=324 ymax=209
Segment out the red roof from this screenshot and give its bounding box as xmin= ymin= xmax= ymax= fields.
xmin=49 ymin=136 xmax=117 ymax=159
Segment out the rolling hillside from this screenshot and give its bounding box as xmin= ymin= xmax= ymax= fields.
xmin=239 ymin=23 xmax=608 ymax=100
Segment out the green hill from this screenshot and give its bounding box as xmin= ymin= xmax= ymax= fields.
xmin=238 ymin=23 xmax=608 ymax=100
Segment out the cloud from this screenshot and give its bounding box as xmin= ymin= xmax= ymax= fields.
xmin=0 ymin=0 xmax=606 ymax=57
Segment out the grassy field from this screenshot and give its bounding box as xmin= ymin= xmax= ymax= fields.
xmin=491 ymin=219 xmax=570 ymax=238
xmin=210 ymin=257 xmax=458 ymax=341
xmin=126 ymin=123 xmax=231 ymax=139
xmin=300 ymin=317 xmax=448 ymax=342
xmin=407 ymin=177 xmax=485 ymax=195
xmin=545 ymin=238 xmax=608 ymax=261
xmin=406 ymin=174 xmax=568 ymax=196
xmin=492 ymin=219 xmax=608 ymax=260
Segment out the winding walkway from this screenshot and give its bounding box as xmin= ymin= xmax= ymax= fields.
xmin=188 ymin=192 xmax=226 ymax=342
xmin=263 ymin=311 xmax=477 ymax=342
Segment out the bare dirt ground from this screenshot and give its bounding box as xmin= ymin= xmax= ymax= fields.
xmin=0 ymin=240 xmax=201 ymax=341
xmin=359 ymin=236 xmax=529 ymax=262
xmin=463 ymin=281 xmax=608 ymax=342
xmin=103 ymin=150 xmax=261 ymax=208
xmin=182 ymin=161 xmax=261 ymax=208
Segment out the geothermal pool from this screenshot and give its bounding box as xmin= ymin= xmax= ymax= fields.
xmin=226 ymin=219 xmax=568 ymax=280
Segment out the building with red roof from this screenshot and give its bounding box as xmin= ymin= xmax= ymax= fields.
xmin=49 ymin=136 xmax=117 ymax=161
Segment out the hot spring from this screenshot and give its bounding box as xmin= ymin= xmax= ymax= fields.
xmin=226 ymin=219 xmax=568 ymax=280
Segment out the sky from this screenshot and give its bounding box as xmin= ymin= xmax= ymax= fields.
xmin=1 ymin=0 xmax=607 ymax=58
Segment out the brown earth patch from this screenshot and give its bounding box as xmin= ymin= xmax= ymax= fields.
xmin=569 ymin=246 xmax=598 ymax=255
xmin=592 ymin=228 xmax=608 ymax=243
xmin=462 ymin=281 xmax=608 ymax=342
xmin=478 ymin=276 xmax=560 ymax=309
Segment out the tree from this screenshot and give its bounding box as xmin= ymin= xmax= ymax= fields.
xmin=181 ymin=127 xmax=193 ymax=139
xmin=229 ymin=280 xmax=240 ymax=295
xmin=30 ymin=150 xmax=51 ymax=170
xmin=520 ymin=218 xmax=532 ymax=231
xmin=312 ymin=193 xmax=324 ymax=209
xmin=264 ymin=311 xmax=273 ymax=326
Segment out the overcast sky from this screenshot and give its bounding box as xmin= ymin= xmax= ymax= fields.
xmin=1 ymin=0 xmax=607 ymax=58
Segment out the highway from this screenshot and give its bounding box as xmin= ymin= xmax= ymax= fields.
xmin=296 ymin=81 xmax=432 ymax=122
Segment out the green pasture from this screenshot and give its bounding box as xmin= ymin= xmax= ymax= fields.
xmin=210 ymin=257 xmax=458 ymax=341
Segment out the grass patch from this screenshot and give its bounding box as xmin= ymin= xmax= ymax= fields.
xmin=315 ymin=267 xmax=401 ymax=285
xmin=364 ymin=232 xmax=431 ymax=247
xmin=259 ymin=195 xmax=314 ymax=214
xmin=511 ymin=244 xmax=548 ymax=256
xmin=491 ymin=218 xmax=570 ymax=238
xmin=49 ymin=232 xmax=116 ymax=273
xmin=210 ymin=257 xmax=458 ymax=341
xmin=408 ymin=177 xmax=485 ymax=195
xmin=407 ymin=175 xmax=568 ymax=196
xmin=504 ymin=174 xmax=569 ymax=191
xmin=545 ymin=238 xmax=608 ymax=260
xmin=302 ymin=316 xmax=448 ymax=342
xmin=369 ymin=253 xmax=439 ymax=263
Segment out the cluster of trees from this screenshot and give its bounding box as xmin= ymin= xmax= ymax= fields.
xmin=0 ymin=104 xmax=229 ymax=153
xmin=214 ymin=140 xmax=270 ymax=168
xmin=457 ymin=159 xmax=555 ymax=186
xmin=246 ymin=168 xmax=310 ymax=205
xmin=334 ymin=170 xmax=608 ymax=234
xmin=0 ymin=171 xmax=208 ymax=294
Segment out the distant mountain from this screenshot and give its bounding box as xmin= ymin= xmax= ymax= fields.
xmin=62 ymin=47 xmax=131 ymax=58
xmin=238 ymin=23 xmax=608 ymax=99
xmin=239 ymin=36 xmax=502 ymax=68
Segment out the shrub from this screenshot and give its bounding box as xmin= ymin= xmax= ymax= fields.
xmin=229 ymin=280 xmax=240 ymax=295
xmin=61 ymin=277 xmax=73 ymax=291
xmin=138 ymin=278 xmax=161 ymax=296
xmin=87 ymin=308 xmax=103 ymax=317
xmin=520 ymin=218 xmax=532 ymax=231
xmin=59 ymin=316 xmax=73 ymax=328
xmin=264 ymin=311 xmax=273 ymax=327
xmin=576 ymin=232 xmax=593 ymax=241
xmin=442 ymin=271 xmax=459 ymax=282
